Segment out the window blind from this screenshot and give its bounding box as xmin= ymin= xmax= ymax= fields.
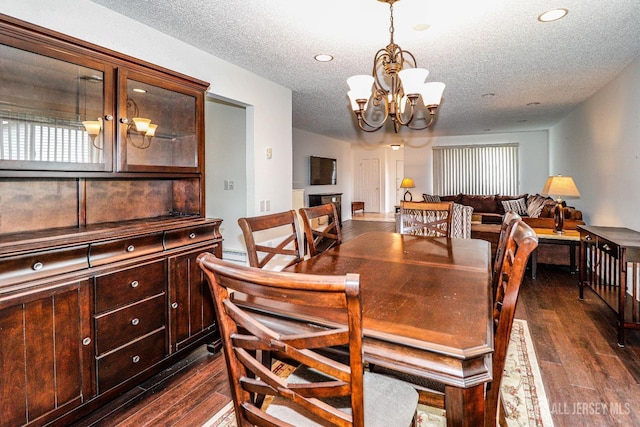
xmin=433 ymin=143 xmax=519 ymax=195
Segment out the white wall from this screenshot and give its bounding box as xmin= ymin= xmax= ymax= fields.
xmin=550 ymin=56 xmax=640 ymax=229
xmin=292 ymin=128 xmax=353 ymax=220
xmin=4 ymin=0 xmax=294 ymax=232
xmin=400 ymin=131 xmax=549 ymax=198
xmin=350 ymin=145 xmax=404 ymax=213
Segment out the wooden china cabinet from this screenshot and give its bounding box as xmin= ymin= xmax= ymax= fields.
xmin=0 ymin=14 xmax=222 ymax=426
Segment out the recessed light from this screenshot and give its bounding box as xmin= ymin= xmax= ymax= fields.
xmin=133 ymin=88 xmax=147 ymax=93
xmin=314 ymin=54 xmax=333 ymax=62
xmin=413 ymin=23 xmax=431 ymax=32
xmin=538 ymin=8 xmax=568 ymax=23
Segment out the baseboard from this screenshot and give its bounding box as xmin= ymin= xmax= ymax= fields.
xmin=222 ymin=249 xmax=247 ymax=265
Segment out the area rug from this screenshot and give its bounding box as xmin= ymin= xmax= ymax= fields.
xmin=202 ymin=319 xmax=553 ymax=427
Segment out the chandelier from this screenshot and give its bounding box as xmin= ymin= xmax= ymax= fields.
xmin=347 ymin=0 xmax=445 ymax=133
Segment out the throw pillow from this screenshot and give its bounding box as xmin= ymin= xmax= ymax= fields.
xmin=501 ymin=198 xmax=527 ymax=216
xmin=527 ymin=194 xmax=554 ymax=218
xmin=423 ymin=194 xmax=441 ymax=202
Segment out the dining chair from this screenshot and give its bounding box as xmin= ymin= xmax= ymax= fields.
xmin=197 ymin=253 xmax=419 ymax=427
xmin=492 ymin=211 xmax=522 ymax=298
xmin=399 ymin=201 xmax=455 ymax=237
xmin=450 ymin=203 xmax=474 ymax=238
xmin=238 ymin=210 xmax=304 ymax=271
xmin=299 ymin=203 xmax=343 ymax=257
xmin=372 ymin=219 xmax=538 ymax=427
xmin=485 ymin=218 xmax=538 ymax=426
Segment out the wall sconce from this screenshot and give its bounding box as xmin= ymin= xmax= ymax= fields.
xmin=124 ymin=98 xmax=157 ymax=150
xmin=82 ymin=119 xmax=103 ymax=150
xmin=400 ymin=177 xmax=415 ymax=201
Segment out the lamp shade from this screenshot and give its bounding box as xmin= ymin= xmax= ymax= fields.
xmin=541 ymin=175 xmax=580 ymax=199
xmin=347 ymin=75 xmax=374 ymax=100
xmin=400 ymin=178 xmax=415 ymax=189
xmin=421 ymin=82 xmax=446 ymax=107
xmin=398 ymin=68 xmax=428 ymax=95
xmin=82 ymin=120 xmax=101 ymax=137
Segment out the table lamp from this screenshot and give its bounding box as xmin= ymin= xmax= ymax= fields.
xmin=400 ymin=178 xmax=415 ymax=202
xmin=541 ymin=175 xmax=580 ymax=234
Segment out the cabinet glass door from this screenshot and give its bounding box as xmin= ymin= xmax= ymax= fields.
xmin=0 ymin=42 xmax=112 ymax=172
xmin=118 ymin=70 xmax=199 ymax=172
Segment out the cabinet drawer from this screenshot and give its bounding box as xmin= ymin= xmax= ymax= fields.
xmin=89 ymin=233 xmax=164 ymax=267
xmin=95 ymin=294 xmax=166 ymax=355
xmin=95 ymin=260 xmax=166 ymax=313
xmin=0 ymin=245 xmax=89 ymax=286
xmin=597 ymin=237 xmax=619 ymax=258
xmin=97 ymin=328 xmax=166 ymax=392
xmin=164 ymin=224 xmax=215 ymax=250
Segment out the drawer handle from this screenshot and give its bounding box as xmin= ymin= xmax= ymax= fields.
xmin=127 ymin=245 xmax=135 ymax=253
xmin=82 ymin=337 xmax=92 ymax=346
xmin=585 ymin=235 xmax=592 ymax=241
xmin=189 ymin=232 xmax=196 ymax=239
xmin=132 ymin=355 xmax=140 ymax=363
xmin=130 ymin=280 xmax=139 ymax=288
xmin=32 ymin=262 xmax=44 ymax=271
xmin=131 ymin=318 xmax=140 ymax=326
xmin=602 ymin=244 xmax=611 ymax=250
xmin=171 ymin=302 xmax=179 ymax=309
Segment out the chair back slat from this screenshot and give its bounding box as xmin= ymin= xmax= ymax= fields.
xmin=299 ymin=203 xmax=343 ymax=257
xmin=198 ymin=253 xmax=366 ymax=427
xmin=492 ymin=211 xmax=522 ymax=298
xmin=485 ymin=219 xmax=538 ymax=427
xmin=399 ymin=201 xmax=454 ymax=237
xmin=238 ymin=210 xmax=304 ymax=270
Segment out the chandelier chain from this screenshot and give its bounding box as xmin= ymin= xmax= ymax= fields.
xmin=388 ymin=3 xmax=395 ymax=45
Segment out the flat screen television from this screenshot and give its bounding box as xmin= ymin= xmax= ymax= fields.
xmin=310 ymin=156 xmax=337 ymax=185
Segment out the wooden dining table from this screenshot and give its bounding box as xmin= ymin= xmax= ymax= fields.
xmin=240 ymin=231 xmax=493 ymax=426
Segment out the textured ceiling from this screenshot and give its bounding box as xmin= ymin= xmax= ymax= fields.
xmin=90 ymin=0 xmax=640 ymax=146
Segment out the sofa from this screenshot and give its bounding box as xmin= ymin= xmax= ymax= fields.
xmin=420 ymin=193 xmax=585 ymax=268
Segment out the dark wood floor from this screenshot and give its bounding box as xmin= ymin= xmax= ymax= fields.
xmin=73 ymin=219 xmax=640 ymax=427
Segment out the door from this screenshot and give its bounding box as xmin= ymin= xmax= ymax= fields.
xmin=360 ymin=158 xmax=380 ymax=213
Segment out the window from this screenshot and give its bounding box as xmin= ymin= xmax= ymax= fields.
xmin=433 ymin=143 xmax=519 ymax=195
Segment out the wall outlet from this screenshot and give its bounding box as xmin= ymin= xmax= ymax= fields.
xmin=266 ymin=147 xmax=272 ymax=159
xmin=224 ymin=180 xmax=229 ymax=190
xmin=266 ymin=200 xmax=270 ymax=211
xmin=260 ymin=200 xmax=265 ymax=212
xmin=228 ymin=180 xmax=234 ymax=190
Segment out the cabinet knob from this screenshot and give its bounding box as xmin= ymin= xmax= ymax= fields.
xmin=171 ymin=302 xmax=178 ymax=309
xmin=104 ymin=114 xmax=114 ymax=121
xmin=120 ymin=117 xmax=129 ymax=124
xmin=131 ymin=318 xmax=140 ymax=326
xmin=32 ymin=262 xmax=44 ymax=271
xmin=127 ymin=245 xmax=135 ymax=252
xmin=130 ymin=280 xmax=139 ymax=288
xmin=132 ymin=355 xmax=140 ymax=363
xmin=82 ymin=337 xmax=92 ymax=346
xmin=585 ymin=235 xmax=593 ymax=241
xmin=189 ymin=233 xmax=196 ymax=239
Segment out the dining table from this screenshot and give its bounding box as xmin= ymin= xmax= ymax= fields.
xmin=242 ymin=231 xmax=494 ymax=426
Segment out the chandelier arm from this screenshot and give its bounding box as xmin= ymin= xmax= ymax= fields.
xmin=406 ymin=111 xmax=437 ymax=131
xmin=352 ymin=93 xmax=389 ymax=132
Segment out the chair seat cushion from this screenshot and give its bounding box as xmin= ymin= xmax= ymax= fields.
xmin=265 ymin=367 xmax=418 ymax=427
